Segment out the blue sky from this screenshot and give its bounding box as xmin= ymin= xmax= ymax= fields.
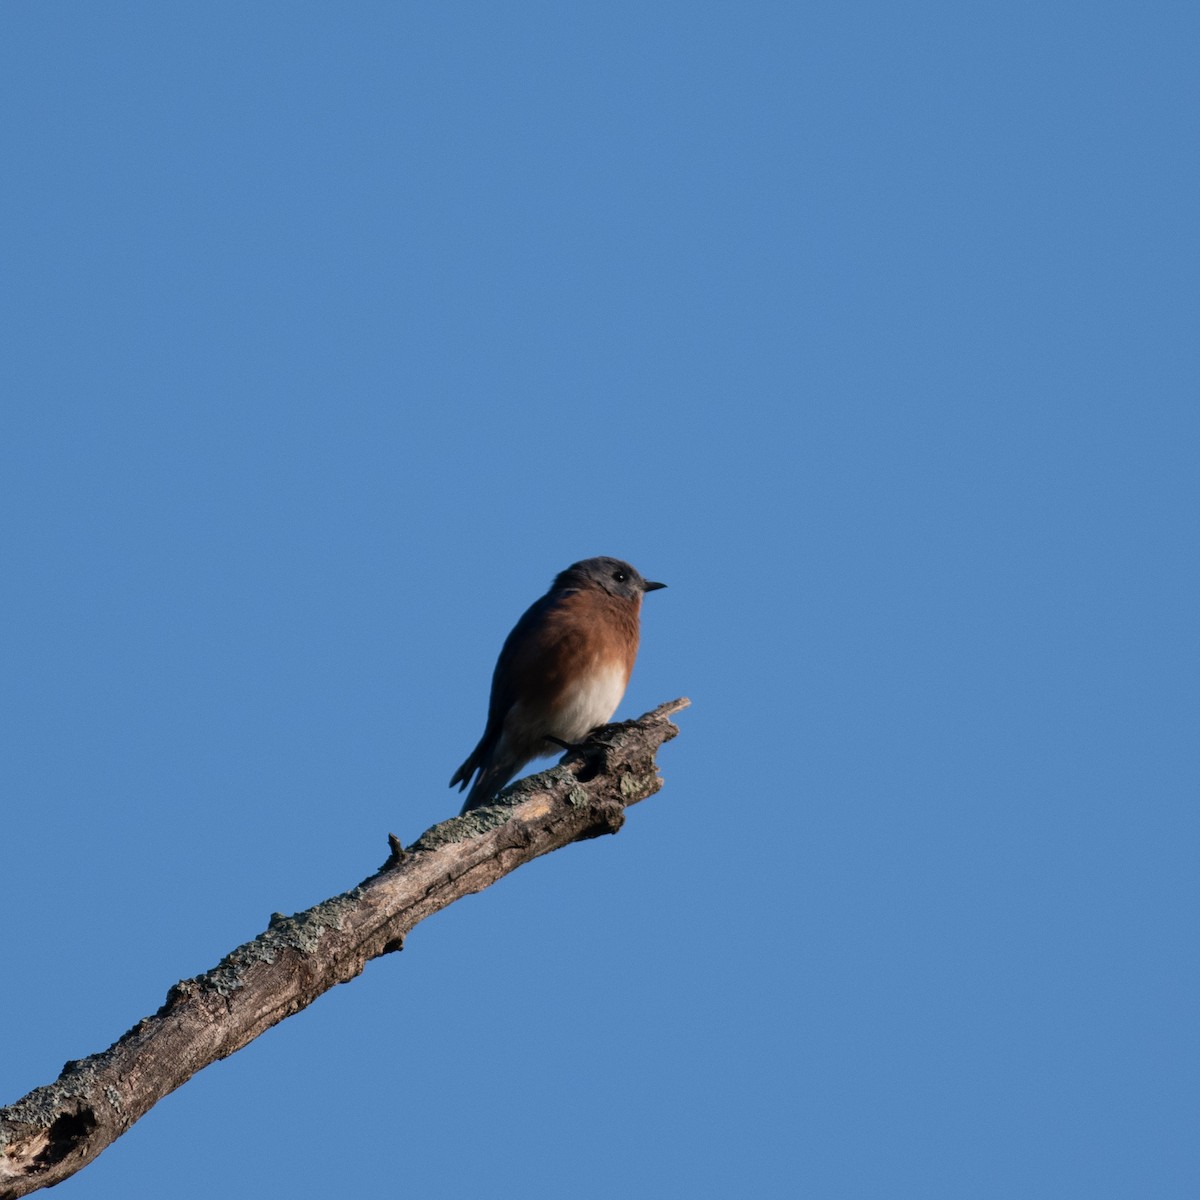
xmin=2 ymin=3 xmax=1197 ymax=1197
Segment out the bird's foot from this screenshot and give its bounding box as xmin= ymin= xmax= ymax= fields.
xmin=546 ymin=731 xmax=617 ymax=755
xmin=547 ymin=730 xmax=619 ymax=783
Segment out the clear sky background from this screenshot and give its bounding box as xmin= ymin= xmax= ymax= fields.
xmin=2 ymin=3 xmax=1197 ymax=1197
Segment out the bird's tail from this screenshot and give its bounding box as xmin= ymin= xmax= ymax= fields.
xmin=451 ymin=736 xmax=517 ymax=814
xmin=449 ymin=740 xmax=484 ymax=794
xmin=457 ymin=760 xmax=514 ymax=814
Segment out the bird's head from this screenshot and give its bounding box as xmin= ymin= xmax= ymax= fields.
xmin=555 ymin=556 xmax=667 ymax=602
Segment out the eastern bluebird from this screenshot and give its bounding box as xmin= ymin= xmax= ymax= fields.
xmin=451 ymin=556 xmax=666 ymax=813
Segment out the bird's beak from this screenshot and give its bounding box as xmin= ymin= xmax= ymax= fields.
xmin=643 ymin=580 xmax=667 ymax=592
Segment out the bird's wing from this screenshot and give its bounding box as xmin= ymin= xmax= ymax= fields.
xmin=450 ymin=590 xmax=567 ymax=792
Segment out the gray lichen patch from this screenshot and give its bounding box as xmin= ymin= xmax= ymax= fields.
xmin=411 ymin=766 xmax=574 ymax=850
xmin=197 ymin=887 xmax=364 ymax=996
xmin=620 ymin=771 xmax=651 ymax=798
xmin=262 ymin=890 xmax=361 ymax=953
xmin=0 ymin=1062 xmax=103 ymax=1138
xmin=411 ymin=804 xmax=513 ymax=850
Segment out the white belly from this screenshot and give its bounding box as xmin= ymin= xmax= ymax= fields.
xmin=548 ymin=663 xmax=628 ymax=742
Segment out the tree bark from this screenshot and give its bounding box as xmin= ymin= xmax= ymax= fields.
xmin=0 ymin=699 xmax=688 ymax=1198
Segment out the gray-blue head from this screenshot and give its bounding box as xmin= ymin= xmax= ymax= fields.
xmin=553 ymin=556 xmax=667 ymax=603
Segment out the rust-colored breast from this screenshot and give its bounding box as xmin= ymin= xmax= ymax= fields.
xmin=507 ymin=587 xmax=641 ymax=713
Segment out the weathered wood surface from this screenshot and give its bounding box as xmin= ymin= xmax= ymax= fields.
xmin=0 ymin=699 xmax=688 ymax=1198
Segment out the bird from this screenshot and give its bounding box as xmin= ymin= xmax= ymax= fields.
xmin=451 ymin=556 xmax=666 ymax=813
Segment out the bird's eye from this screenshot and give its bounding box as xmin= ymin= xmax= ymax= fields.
xmin=613 ymin=570 xmax=628 ymax=583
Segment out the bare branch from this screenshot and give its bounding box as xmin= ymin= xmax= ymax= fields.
xmin=0 ymin=700 xmax=689 ymax=1197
